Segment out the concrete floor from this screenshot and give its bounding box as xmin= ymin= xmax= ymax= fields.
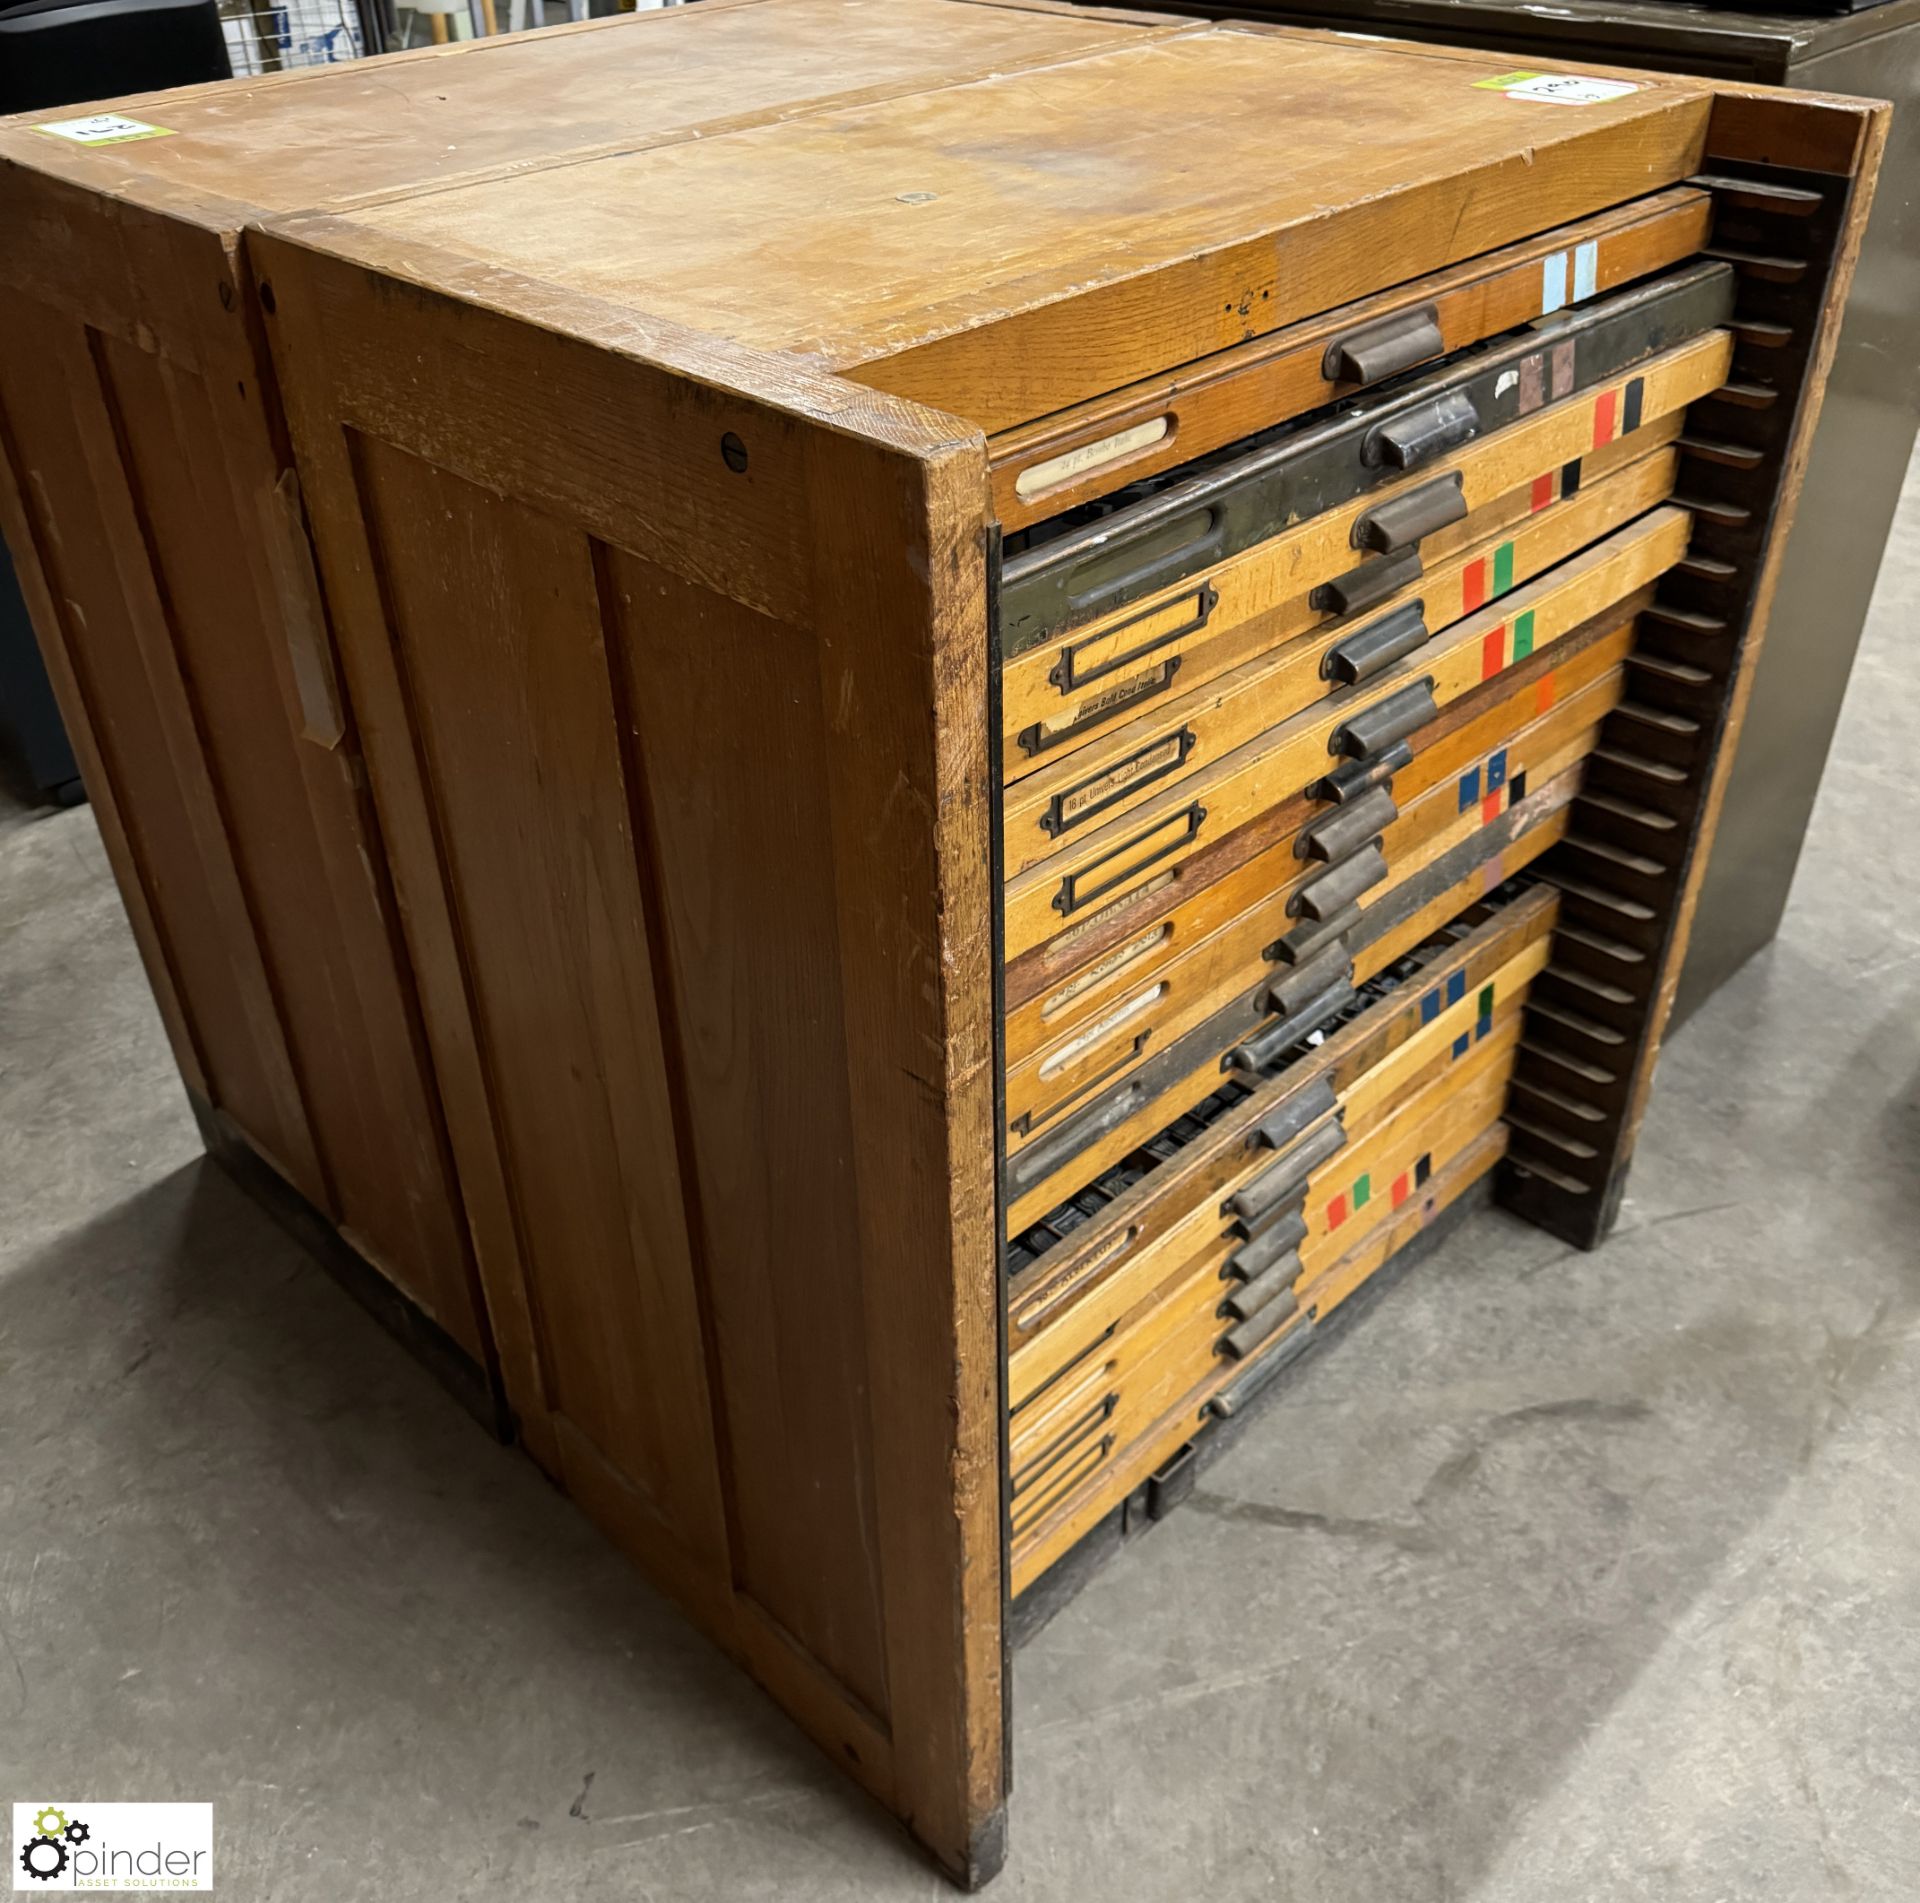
xmin=3 ymin=455 xmax=1919 ymax=1902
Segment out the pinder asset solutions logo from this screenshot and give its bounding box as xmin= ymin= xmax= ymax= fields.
xmin=13 ymin=1804 xmax=212 ymax=1891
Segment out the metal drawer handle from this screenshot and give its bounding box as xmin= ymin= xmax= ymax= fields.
xmin=1298 ymin=785 xmax=1398 ymax=865
xmin=1311 ymin=545 xmax=1422 ymax=620
xmin=1364 ymin=390 xmax=1481 ymax=471
xmin=1323 ymin=302 xmax=1443 ymax=386
xmin=1222 ymin=1212 xmax=1308 ymax=1285
xmin=1290 ymin=844 xmax=1387 ymax=922
xmin=1331 ymin=681 xmax=1436 ymax=761
xmin=1314 ymin=742 xmax=1412 ymax=805
xmin=1220 ymin=1264 xmax=1300 ymax=1324
xmin=1209 ymin=1314 xmax=1318 ymax=1414
xmin=1226 ymin=986 xmax=1351 ymax=1075
xmin=1226 ymin=1116 xmax=1348 ymax=1225
xmin=1352 ymin=472 xmax=1467 ymax=554
xmin=1269 ymin=902 xmax=1363 ymax=970
xmin=1247 ymin=1076 xmax=1339 ymax=1155
xmin=1263 ymin=945 xmax=1355 ymax=1022
xmin=1219 ymin=1289 xmax=1302 ymax=1361
xmin=1323 ymin=602 xmax=1430 ymax=686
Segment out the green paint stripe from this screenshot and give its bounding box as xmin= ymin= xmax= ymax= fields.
xmin=1513 ymin=609 xmax=1536 ymax=660
xmin=1479 ymin=983 xmax=1495 ymax=1017
xmin=1353 ymin=1173 xmax=1371 ymax=1210
xmin=1492 ymin=541 xmax=1514 ymax=595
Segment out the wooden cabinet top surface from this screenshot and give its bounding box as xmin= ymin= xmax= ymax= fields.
xmin=0 ymin=0 xmax=1154 ymax=219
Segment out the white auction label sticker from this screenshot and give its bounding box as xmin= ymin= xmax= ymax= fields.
xmin=13 ymin=1802 xmax=213 ymax=1890
xmin=1473 ymin=71 xmax=1640 ymax=105
xmin=33 ymin=114 xmax=175 ymax=146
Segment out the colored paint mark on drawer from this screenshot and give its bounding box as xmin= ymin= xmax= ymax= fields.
xmin=1461 ymin=539 xmax=1519 ymax=615
xmin=1480 ymin=610 xmax=1538 ymax=680
xmin=1573 ymin=240 xmax=1600 ymax=302
xmin=1539 ymin=239 xmax=1600 ymax=315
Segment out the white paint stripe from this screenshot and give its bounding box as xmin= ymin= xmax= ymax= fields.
xmin=1541 ymin=250 xmax=1569 ymax=315
xmin=1573 ymin=240 xmax=1600 ymax=302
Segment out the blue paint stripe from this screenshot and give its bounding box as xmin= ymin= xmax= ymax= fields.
xmin=1446 ymin=971 xmax=1467 ymax=1006
xmin=1458 ymin=766 xmax=1481 ymax=813
xmin=1487 ymin=748 xmax=1508 ymax=794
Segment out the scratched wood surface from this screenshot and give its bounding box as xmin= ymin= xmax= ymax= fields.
xmin=280 ymin=25 xmax=1718 ymax=431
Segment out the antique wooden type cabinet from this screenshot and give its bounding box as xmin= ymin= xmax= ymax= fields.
xmin=0 ymin=6 xmax=1884 ymax=1884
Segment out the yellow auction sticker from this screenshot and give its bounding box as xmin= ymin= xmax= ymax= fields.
xmin=34 ymin=113 xmax=176 ymax=145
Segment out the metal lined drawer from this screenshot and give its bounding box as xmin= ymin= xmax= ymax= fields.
xmin=987 ymin=187 xmax=1711 ymax=533
xmin=998 ymin=261 xmax=1733 ymax=653
xmin=1000 ymin=418 xmax=1684 ymax=776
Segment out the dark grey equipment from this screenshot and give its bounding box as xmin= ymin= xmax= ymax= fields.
xmin=0 ymin=0 xmax=232 ymax=806
xmin=1080 ymin=0 xmax=1920 ymax=1026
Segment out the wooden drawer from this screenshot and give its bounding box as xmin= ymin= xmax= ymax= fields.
xmin=1008 ymin=883 xmax=1557 ymax=1377
xmin=989 ymin=187 xmax=1710 ymax=533
xmin=1003 ymin=504 xmax=1688 ymax=951
xmin=1011 ymin=1118 xmax=1511 ymax=1596
xmin=1000 ymin=413 xmax=1683 ymax=783
xmin=1009 ymin=1023 xmax=1521 ymax=1585
xmin=1004 ymin=773 xmax=1577 ymax=1233
xmin=1014 ymin=989 xmax=1531 ymax=1441
xmin=1002 ymin=660 xmax=1623 ymax=1137
xmin=1000 ymin=435 xmax=1676 ymax=844
xmin=1006 ymin=610 xmax=1635 ymax=1017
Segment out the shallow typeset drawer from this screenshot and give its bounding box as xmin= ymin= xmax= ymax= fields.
xmin=1003 ymin=787 xmax=1579 ymax=1233
xmin=1011 ymin=1118 xmax=1513 ymax=1595
xmin=997 ymin=260 xmax=1732 ymax=655
xmin=1004 ymin=614 xmax=1636 ymax=1019
xmin=1001 ymin=667 xmax=1624 ymax=1139
xmin=999 ymin=446 xmax=1680 ymax=867
xmin=988 ymin=187 xmax=1711 ymax=533
xmin=1001 ymin=505 xmax=1689 ymax=953
xmin=1008 ymin=1027 xmax=1524 ymax=1585
xmin=1006 ymin=884 xmax=1559 ymax=1375
xmin=1012 ymin=980 xmax=1539 ymax=1422
xmin=999 ymin=411 xmax=1688 ymax=779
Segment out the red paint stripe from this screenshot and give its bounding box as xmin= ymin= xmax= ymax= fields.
xmin=1482 ymin=790 xmax=1503 ymax=827
xmin=1328 ymin=1193 xmax=1348 ymax=1231
xmin=1391 ymin=1173 xmax=1410 ymax=1210
xmin=1482 ymin=626 xmax=1507 ymax=680
xmin=1530 ymin=471 xmax=1555 ymax=512
xmin=1536 ymin=673 xmax=1557 ymax=716
xmin=1462 ymin=558 xmax=1487 ymax=613
xmin=1592 ymin=388 xmax=1619 ymax=447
